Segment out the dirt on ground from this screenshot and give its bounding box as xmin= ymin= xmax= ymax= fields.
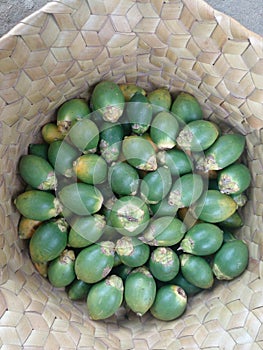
xmin=0 ymin=0 xmax=48 ymax=37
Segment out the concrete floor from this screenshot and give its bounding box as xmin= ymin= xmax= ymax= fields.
xmin=0 ymin=0 xmax=262 ymax=37
xmin=206 ymin=0 xmax=263 ymax=37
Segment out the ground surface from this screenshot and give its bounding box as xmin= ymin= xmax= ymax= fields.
xmin=0 ymin=0 xmax=262 ymax=38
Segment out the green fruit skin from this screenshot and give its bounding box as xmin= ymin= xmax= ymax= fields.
xmin=168 ymin=173 xmax=204 ymax=208
xmin=58 ymin=183 xmax=103 ymax=216
xmin=218 ymin=163 xmax=251 ymax=195
xmin=57 ymin=98 xmax=90 ymax=124
xmin=180 ymin=222 xmax=224 ymax=256
xmin=149 ymin=196 xmax=178 ymax=218
xmin=67 ymin=279 xmax=91 ymax=300
xmin=212 ymin=240 xmax=249 ymax=280
xmin=194 ymin=190 xmax=238 ymax=223
xmin=73 ymin=154 xmax=107 ymax=185
xmin=110 ymin=196 xmax=150 ymax=237
xmin=124 ymin=266 xmax=156 ymax=316
xmin=29 ymin=218 xmax=68 ymax=263
xmin=169 ymin=272 xmax=202 ymax=296
xmin=157 ymin=149 xmax=193 ymax=177
xmin=201 ymin=134 xmax=246 ymax=171
xmin=87 ymin=274 xmax=124 ymax=320
xmin=147 ymin=88 xmax=172 ymax=115
xmin=140 ymin=216 xmax=186 ymax=246
xmin=115 ymin=236 xmax=150 ymax=268
xmin=19 ymin=154 xmax=57 ymax=190
xmin=108 ymin=161 xmax=139 ymax=196
xmin=125 ymin=92 xmax=153 ymax=134
xmin=150 ymin=285 xmax=187 ymax=321
xmin=149 ymin=247 xmax=180 ymax=282
xmin=119 ymin=83 xmax=146 ymax=102
xmin=68 ymin=214 xmax=106 ymax=248
xmin=74 ymin=241 xmax=115 ymax=284
xmin=69 ymin=119 xmax=100 ymax=153
xmin=218 ymin=211 xmax=243 ymax=229
xmin=14 ymin=190 xmax=62 ymax=221
xmin=47 ymin=249 xmax=76 ymax=288
xmin=140 ymin=166 xmax=172 ymax=204
xmin=99 ymin=122 xmax=124 ymax=163
xmin=48 ymin=140 xmax=80 ymax=178
xmin=57 ymin=98 xmax=90 ymax=135
xmin=150 ymin=111 xmax=180 ymax=149
xmin=91 ymin=81 xmax=125 ymax=123
xmin=42 ymin=123 xmax=64 ymax=144
xmin=176 ymin=120 xmax=219 ymax=151
xmin=171 ymin=92 xmax=203 ymax=124
xmin=29 ymin=143 xmax=49 ymax=160
xmin=180 ymin=254 xmax=214 ymax=289
xmin=122 ymin=136 xmax=157 ymax=171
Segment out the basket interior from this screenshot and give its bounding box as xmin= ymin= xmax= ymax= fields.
xmin=0 ymin=0 xmax=263 ymax=348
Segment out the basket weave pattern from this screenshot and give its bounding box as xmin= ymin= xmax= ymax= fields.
xmin=0 ymin=0 xmax=263 ymax=348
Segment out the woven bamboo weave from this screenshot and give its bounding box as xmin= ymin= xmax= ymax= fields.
xmin=0 ymin=0 xmax=263 ymax=348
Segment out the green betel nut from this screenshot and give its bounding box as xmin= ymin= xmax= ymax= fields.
xmin=122 ymin=135 xmax=157 ymax=171
xmin=47 ymin=249 xmax=76 ymax=288
xmin=176 ymin=120 xmax=219 ymax=152
xmin=125 ymin=92 xmax=153 ymax=135
xmin=218 ymin=163 xmax=251 ymax=195
xmin=68 ymin=214 xmax=106 ymax=248
xmin=180 ymin=254 xmax=214 ymax=289
xmin=196 ymin=134 xmax=245 ymax=172
xmin=150 ymin=285 xmax=187 ymax=321
xmin=140 ymin=166 xmax=172 ymax=204
xmin=48 ymin=140 xmax=80 ymax=178
xmin=87 ymin=274 xmax=124 ymax=320
xmin=149 ymin=247 xmax=180 ymax=282
xmin=139 ymin=216 xmax=186 ymax=246
xmin=29 ymin=218 xmax=68 ymax=263
xmin=179 ymin=222 xmax=224 ymax=256
xmin=108 ymin=161 xmax=139 ymax=196
xmin=124 ymin=266 xmax=156 ymax=316
xmin=18 ymin=154 xmax=57 ymax=190
xmin=168 ymin=173 xmax=204 ymax=208
xmin=157 ymin=148 xmax=193 ymax=176
xmin=90 ymin=81 xmax=125 ymax=123
xmin=150 ymin=111 xmax=179 ymax=149
xmin=147 ymin=88 xmax=172 ymax=115
xmin=74 ymin=241 xmax=115 ymax=284
xmin=73 ymin=154 xmax=107 ymax=185
xmin=14 ymin=190 xmax=62 ymax=221
xmin=115 ymin=236 xmax=150 ymax=267
xmin=99 ymin=122 xmax=124 ymax=163
xmin=58 ymin=183 xmax=103 ymax=216
xmin=57 ymin=98 xmax=90 ymax=135
xmin=212 ymin=240 xmax=249 ymax=280
xmin=68 ymin=119 xmax=100 ymax=153
xmin=193 ymin=190 xmax=238 ymax=223
xmin=171 ymin=91 xmax=202 ymax=124
xmin=110 ymin=196 xmax=150 ymax=237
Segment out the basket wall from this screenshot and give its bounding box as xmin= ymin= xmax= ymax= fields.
xmin=0 ymin=0 xmax=263 ymax=348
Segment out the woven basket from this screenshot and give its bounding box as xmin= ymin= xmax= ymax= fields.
xmin=0 ymin=0 xmax=263 ymax=348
